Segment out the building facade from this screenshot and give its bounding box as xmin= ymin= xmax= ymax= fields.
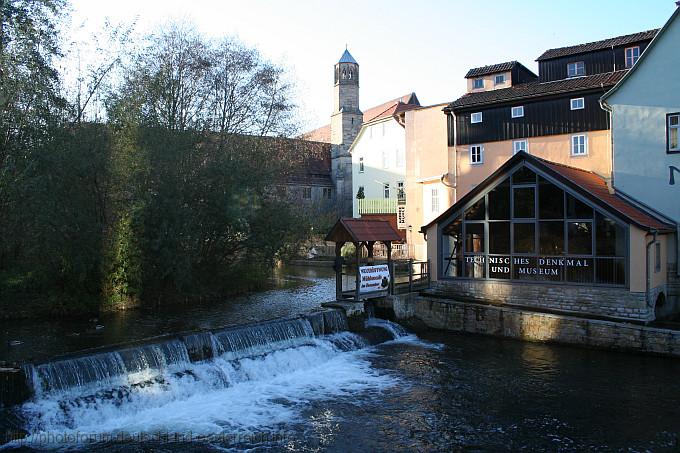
xmin=404 ymin=103 xmax=452 ymax=260
xmin=601 ymin=7 xmax=680 ymax=318
xmin=421 ymin=26 xmax=680 ymax=322
xmin=445 ymin=30 xmax=657 ymax=200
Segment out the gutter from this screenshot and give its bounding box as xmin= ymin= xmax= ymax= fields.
xmin=599 ymin=97 xmax=615 ymax=191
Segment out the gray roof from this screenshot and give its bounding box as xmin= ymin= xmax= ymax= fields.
xmin=465 ymin=61 xmax=519 ymax=78
xmin=338 ymin=49 xmax=358 ymax=64
xmin=536 ymin=29 xmax=658 ymax=61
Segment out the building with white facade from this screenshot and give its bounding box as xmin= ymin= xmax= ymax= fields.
xmin=350 ymin=95 xmax=419 ymax=220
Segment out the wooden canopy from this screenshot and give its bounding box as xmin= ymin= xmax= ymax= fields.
xmin=325 ymin=217 xmax=401 ymax=244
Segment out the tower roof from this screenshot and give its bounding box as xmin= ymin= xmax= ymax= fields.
xmin=338 ymin=48 xmax=357 ymax=64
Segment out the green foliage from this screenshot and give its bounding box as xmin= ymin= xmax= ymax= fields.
xmin=0 ymin=12 xmax=311 ymax=318
xmin=356 ymin=186 xmax=365 ymax=199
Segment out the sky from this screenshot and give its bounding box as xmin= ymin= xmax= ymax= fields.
xmin=68 ymin=0 xmax=677 ymax=132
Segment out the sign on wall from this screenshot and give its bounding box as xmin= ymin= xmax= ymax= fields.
xmin=359 ymin=264 xmax=391 ymax=293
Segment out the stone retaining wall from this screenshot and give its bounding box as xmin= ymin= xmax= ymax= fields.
xmin=428 ymin=279 xmax=654 ymax=321
xmin=397 ymin=295 xmax=680 ymax=357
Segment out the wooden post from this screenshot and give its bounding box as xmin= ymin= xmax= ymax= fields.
xmin=355 ymin=241 xmax=361 ymax=301
xmin=408 ymin=258 xmax=414 ymax=293
xmin=367 ymin=241 xmax=375 ymax=264
xmin=335 ymin=242 xmax=344 ymax=301
xmin=427 ymin=259 xmax=431 ymax=288
xmin=386 ymin=241 xmax=394 ymax=295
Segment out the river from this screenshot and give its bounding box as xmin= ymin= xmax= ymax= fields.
xmin=2 ymin=266 xmax=680 ymax=452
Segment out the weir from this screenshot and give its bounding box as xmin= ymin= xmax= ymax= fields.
xmin=0 ymin=308 xmax=411 ymax=448
xmin=0 ymin=308 xmax=387 ymax=409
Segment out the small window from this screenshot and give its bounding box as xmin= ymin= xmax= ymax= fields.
xmin=397 ymin=181 xmax=405 ymax=200
xmin=571 ymin=134 xmax=587 ymax=156
xmin=494 ymin=74 xmax=505 ymax=85
xmin=625 ymin=46 xmax=640 ymax=68
xmin=303 ymin=187 xmax=312 ymax=199
xmin=395 ymin=148 xmax=404 ymax=168
xmin=382 ymin=122 xmax=386 ymax=136
xmin=570 ymin=98 xmax=584 ymax=110
xmin=567 ymin=61 xmax=585 ymax=77
xmin=473 ymin=78 xmax=484 ymax=89
xmin=383 ymin=183 xmax=390 ymax=199
xmin=397 ymin=206 xmax=406 ymax=228
xmin=471 ymin=112 xmax=483 ymax=123
xmin=470 ymin=145 xmax=484 ymax=165
xmin=359 ymin=157 xmax=364 ymax=173
xmin=323 ymin=187 xmax=332 ymax=199
xmin=655 ymin=242 xmax=661 ymax=273
xmin=668 ymin=113 xmax=680 ymax=153
xmin=513 ymin=140 xmax=528 ymax=155
xmin=431 ymin=188 xmax=440 ymax=213
xmin=511 ymin=106 xmax=524 ymax=118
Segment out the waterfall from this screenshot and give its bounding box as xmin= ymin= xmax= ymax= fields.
xmin=5 ymin=311 xmax=414 ymax=449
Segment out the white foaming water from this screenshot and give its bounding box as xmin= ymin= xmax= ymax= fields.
xmin=11 ymin=330 xmax=398 ymax=449
xmin=366 ymin=318 xmax=445 ymax=350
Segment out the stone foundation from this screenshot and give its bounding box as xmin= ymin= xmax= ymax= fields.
xmin=428 ymin=279 xmax=654 ymax=321
xmin=383 ymin=294 xmax=680 ymax=358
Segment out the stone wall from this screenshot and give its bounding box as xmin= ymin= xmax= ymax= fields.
xmin=428 ymin=279 xmax=654 ymax=321
xmin=390 ymin=295 xmax=680 ymax=358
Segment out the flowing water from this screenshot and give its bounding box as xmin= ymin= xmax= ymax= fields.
xmin=3 ymin=267 xmax=680 ymax=451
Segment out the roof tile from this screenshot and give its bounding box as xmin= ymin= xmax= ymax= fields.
xmin=447 ymin=71 xmax=627 ymax=110
xmin=536 ymin=29 xmax=658 ymax=61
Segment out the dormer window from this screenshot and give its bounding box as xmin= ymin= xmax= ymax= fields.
xmin=473 ymin=78 xmax=484 ymax=89
xmin=471 ymin=112 xmax=483 ymax=124
xmin=567 ymin=61 xmax=585 ymax=78
xmin=494 ymin=74 xmax=506 ymax=85
xmin=625 ymin=46 xmax=640 ymax=68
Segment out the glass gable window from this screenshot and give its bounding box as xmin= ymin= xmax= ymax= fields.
xmin=440 ymin=164 xmax=627 ymax=286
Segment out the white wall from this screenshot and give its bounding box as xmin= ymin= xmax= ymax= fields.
xmin=606 ymin=12 xmax=680 ymax=224
xmin=351 ymin=118 xmax=407 ymax=217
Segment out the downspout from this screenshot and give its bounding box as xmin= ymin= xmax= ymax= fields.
xmin=646 ymin=229 xmax=658 ymax=310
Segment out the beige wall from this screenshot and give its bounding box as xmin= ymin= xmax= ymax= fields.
xmin=466 ymin=71 xmax=512 ymax=93
xmin=629 ymin=226 xmax=668 ymax=293
xmin=426 ymin=224 xmax=438 ymax=280
xmin=404 ymin=104 xmax=451 ymax=260
xmin=453 ymin=130 xmax=612 ymax=199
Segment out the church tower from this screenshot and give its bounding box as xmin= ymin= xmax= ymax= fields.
xmin=330 ymin=49 xmax=362 ymax=145
xmin=329 ymin=48 xmax=361 ymax=217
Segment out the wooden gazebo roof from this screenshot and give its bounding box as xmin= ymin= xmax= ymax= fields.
xmin=325 ymin=218 xmax=401 ymax=244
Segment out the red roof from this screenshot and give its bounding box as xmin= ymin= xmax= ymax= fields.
xmin=536 ymin=157 xmax=672 ymax=231
xmin=302 ymin=93 xmax=420 ymax=143
xmin=422 ymin=152 xmax=674 ymax=233
xmin=302 ymin=125 xmax=331 ymax=143
xmin=326 ymin=217 xmax=402 ymax=243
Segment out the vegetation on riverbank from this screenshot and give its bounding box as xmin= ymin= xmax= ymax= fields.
xmin=0 ymin=1 xmax=317 ymax=318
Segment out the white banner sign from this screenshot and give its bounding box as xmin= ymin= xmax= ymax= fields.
xmin=359 ymin=264 xmax=391 ymax=294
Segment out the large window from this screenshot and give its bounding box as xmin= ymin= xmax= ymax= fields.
xmin=441 ymin=166 xmax=627 ymax=285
